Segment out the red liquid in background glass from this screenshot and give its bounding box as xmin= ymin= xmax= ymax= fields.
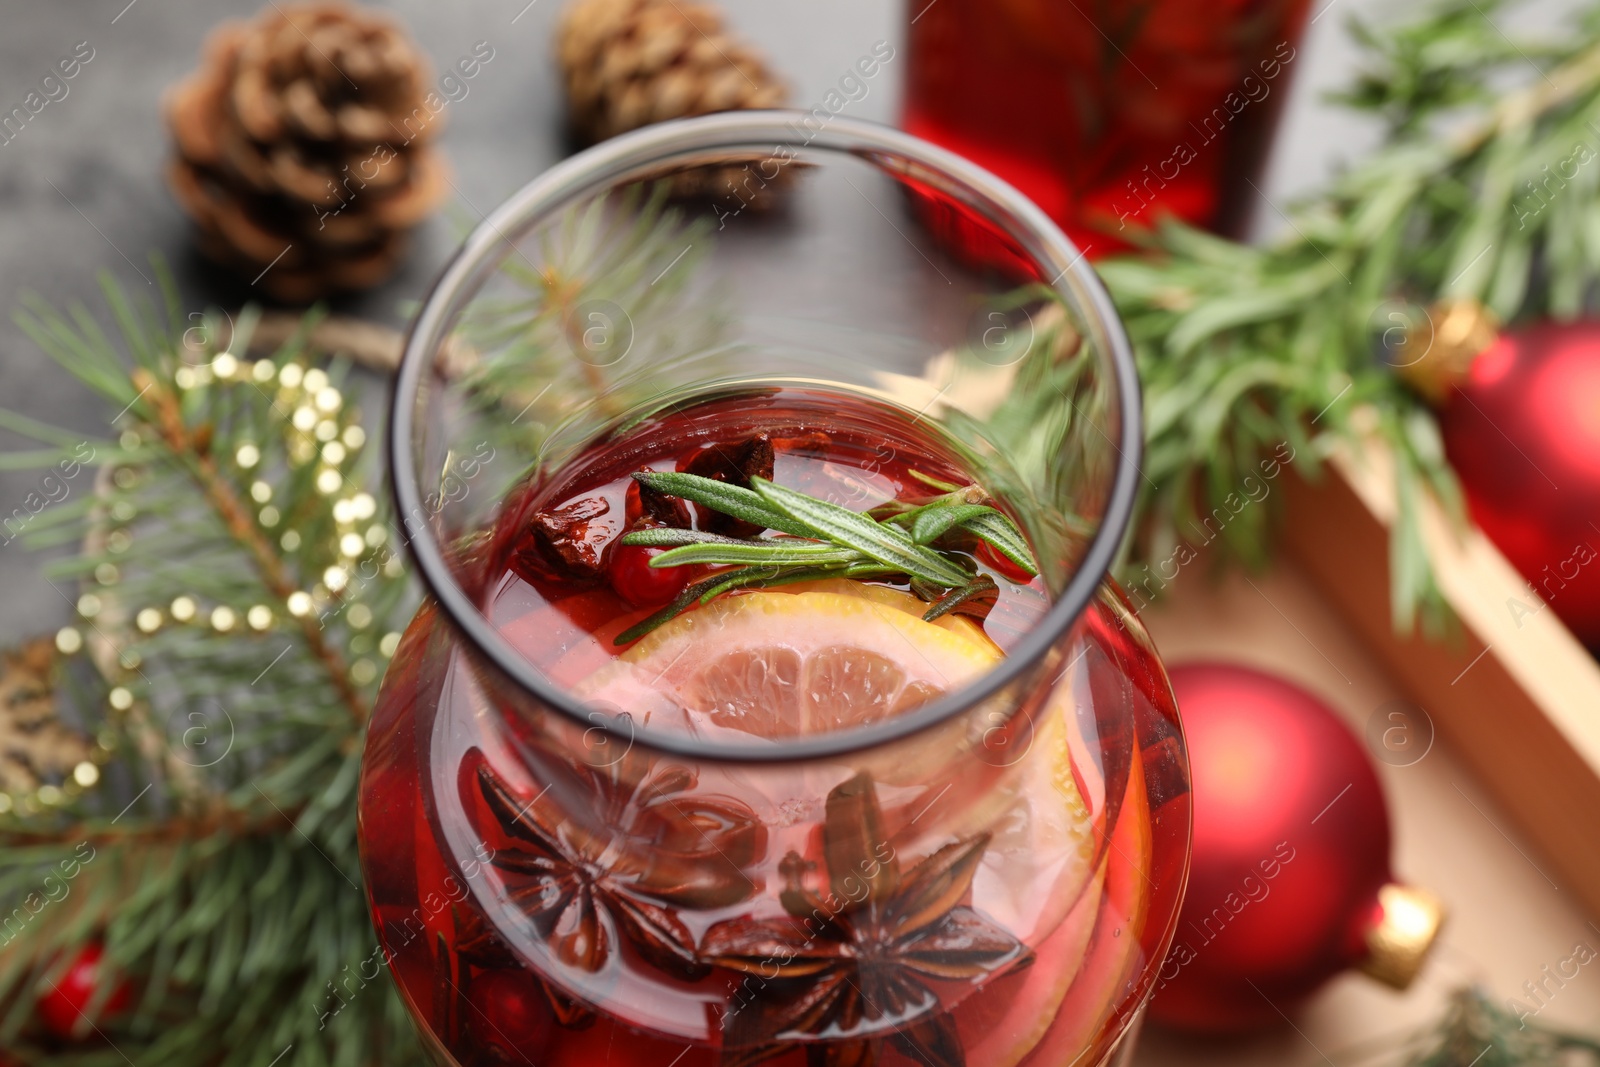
xmin=904 ymin=0 xmax=1312 ymax=258
xmin=359 ymin=389 xmax=1187 ymax=1066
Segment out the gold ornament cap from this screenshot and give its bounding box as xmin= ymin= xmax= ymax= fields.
xmin=1394 ymin=298 xmax=1500 ymax=402
xmin=1358 ymin=883 xmax=1447 ymax=989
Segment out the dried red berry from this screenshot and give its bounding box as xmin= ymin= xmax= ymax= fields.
xmin=512 ymin=496 xmax=612 ymax=583
xmin=625 ymin=470 xmax=692 ymax=529
xmin=679 ymin=434 xmax=775 ymax=536
xmin=680 ymin=433 xmax=775 ymax=486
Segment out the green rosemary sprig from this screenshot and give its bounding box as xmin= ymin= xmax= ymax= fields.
xmin=613 ymin=471 xmax=1038 ymax=642
xmin=1094 ymin=0 xmax=1600 ymax=635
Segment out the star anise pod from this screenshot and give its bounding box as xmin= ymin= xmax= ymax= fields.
xmin=702 ymin=773 xmax=1030 ymax=1067
xmin=680 ymin=433 xmax=775 ymax=537
xmin=467 ymin=745 xmax=766 ymax=987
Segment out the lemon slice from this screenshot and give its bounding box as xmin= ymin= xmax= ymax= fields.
xmin=775 ymin=578 xmax=999 ymax=652
xmin=958 ymin=862 xmax=1106 ymax=1067
xmin=575 ymin=589 xmax=1003 ymax=737
xmin=951 ymin=696 xmax=1096 ymax=943
xmin=983 ymin=754 xmax=1154 ymax=1066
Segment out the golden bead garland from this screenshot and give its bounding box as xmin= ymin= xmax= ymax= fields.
xmin=18 ymin=350 xmax=409 ymax=822
xmin=90 ymin=353 xmax=406 ymax=687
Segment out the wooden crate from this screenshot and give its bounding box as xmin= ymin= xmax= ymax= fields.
xmin=1280 ymin=441 xmax=1600 ymax=919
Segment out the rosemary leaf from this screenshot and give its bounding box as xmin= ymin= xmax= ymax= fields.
xmin=696 ymin=561 xmax=898 ymax=602
xmin=909 ymin=503 xmax=1001 ymax=546
xmin=922 ymin=574 xmax=1000 ymax=622
xmin=613 ymin=571 xmax=738 ymax=645
xmin=960 ymin=512 xmax=1039 ymax=577
xmin=750 ymin=478 xmax=972 ymax=587
xmin=632 ymin=471 xmax=813 ymax=537
xmin=619 ymin=527 xmax=748 ymax=548
xmin=651 ymin=542 xmax=866 ymax=568
xmin=907 ymin=469 xmax=963 ymax=493
xmin=880 ymin=484 xmax=988 ymax=528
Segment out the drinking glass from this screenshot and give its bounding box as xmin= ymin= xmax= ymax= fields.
xmin=361 ymin=111 xmax=1190 ymax=1067
xmin=904 ymin=0 xmax=1311 ymax=254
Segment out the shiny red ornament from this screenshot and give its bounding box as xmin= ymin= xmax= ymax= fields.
xmin=1437 ymin=320 xmax=1600 ymax=649
xmin=1148 ymin=664 xmax=1440 ymax=1033
xmin=36 ymin=941 xmax=131 ymax=1039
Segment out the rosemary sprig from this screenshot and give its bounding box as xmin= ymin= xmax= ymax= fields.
xmin=922 ymin=575 xmax=1000 ymax=622
xmin=614 ymin=472 xmax=1037 ymax=642
xmin=750 ymin=478 xmax=973 ymax=586
xmin=1093 ymin=0 xmax=1600 ymax=634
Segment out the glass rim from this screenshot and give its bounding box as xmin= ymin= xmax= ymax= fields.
xmin=388 ymin=110 xmax=1145 ymax=765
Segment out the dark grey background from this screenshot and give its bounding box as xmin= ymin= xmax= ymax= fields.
xmin=0 ymin=0 xmax=1577 ymax=633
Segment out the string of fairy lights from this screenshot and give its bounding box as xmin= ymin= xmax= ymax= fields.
xmin=3 ymin=353 xmax=407 ymax=820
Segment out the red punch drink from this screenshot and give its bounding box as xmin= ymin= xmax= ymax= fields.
xmin=904 ymin=0 xmax=1311 ymax=254
xmin=368 ymin=114 xmax=1190 ymax=1067
xmin=361 ymin=387 xmax=1188 ymax=1066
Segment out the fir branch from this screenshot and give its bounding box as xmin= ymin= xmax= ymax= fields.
xmin=1 ymin=263 xmax=421 ymax=1066
xmin=0 ymin=807 xmax=293 ymax=847
xmin=1388 ymin=986 xmax=1600 ymax=1065
xmin=131 ymin=370 xmax=368 ymax=727
xmin=459 ymin=185 xmax=725 ymax=453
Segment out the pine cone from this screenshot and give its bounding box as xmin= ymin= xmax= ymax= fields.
xmin=164 ymin=2 xmax=448 ymax=303
xmin=558 ymin=0 xmax=790 ymax=203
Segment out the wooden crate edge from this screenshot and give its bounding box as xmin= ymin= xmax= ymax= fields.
xmin=1281 ymin=441 xmax=1600 ymax=919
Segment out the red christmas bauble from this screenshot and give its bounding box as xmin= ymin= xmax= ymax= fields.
xmin=1437 ymin=320 xmax=1600 ymax=648
xmin=1148 ymin=664 xmax=1441 ymax=1033
xmin=37 ymin=941 xmax=131 ymax=1039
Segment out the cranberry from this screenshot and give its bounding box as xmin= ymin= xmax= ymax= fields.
xmin=608 ymin=543 xmax=691 ymax=608
xmin=976 ymin=540 xmax=1035 ymax=584
xmin=468 ymin=969 xmax=553 ymax=1064
xmin=37 ymin=941 xmax=131 ymax=1039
